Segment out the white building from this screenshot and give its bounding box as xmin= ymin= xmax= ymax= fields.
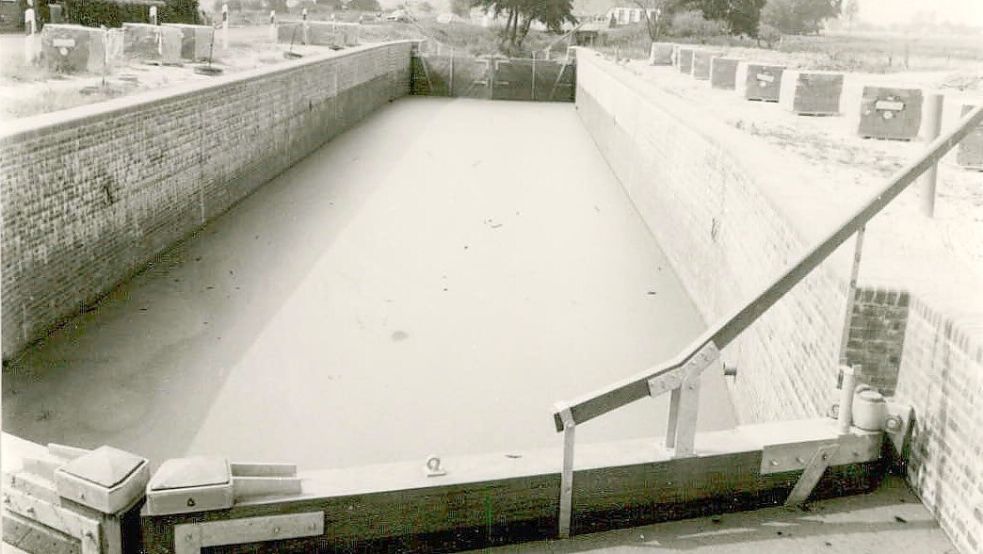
xmin=605 ymin=6 xmax=658 ymax=26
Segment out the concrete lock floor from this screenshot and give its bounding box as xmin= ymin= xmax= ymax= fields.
xmin=2 ymin=97 xmax=736 ymax=470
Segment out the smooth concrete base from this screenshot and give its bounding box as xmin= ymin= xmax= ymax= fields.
xmin=2 ymin=97 xmax=734 ymax=470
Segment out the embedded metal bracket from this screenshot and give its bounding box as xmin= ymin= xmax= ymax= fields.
xmin=884 ymin=401 xmax=914 ymax=458
xmin=424 ymin=455 xmax=447 ymax=477
xmin=648 ymin=341 xmax=719 ymax=458
xmin=556 ymin=403 xmax=576 ymax=539
xmin=784 ymin=444 xmax=839 ymax=507
xmin=173 ymin=512 xmax=324 ymax=554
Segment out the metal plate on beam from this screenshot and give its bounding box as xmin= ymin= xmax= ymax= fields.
xmin=647 ymin=342 xmax=719 ymax=398
xmin=760 ymin=433 xmax=881 ymax=475
xmin=174 ymin=512 xmax=324 ymax=554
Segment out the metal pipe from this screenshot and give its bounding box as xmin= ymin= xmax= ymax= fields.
xmin=837 ymin=365 xmax=857 ymax=435
xmin=921 ymin=93 xmax=944 ymax=217
xmin=556 ymin=405 xmax=575 ymax=538
xmin=838 ymin=226 xmax=866 ymax=365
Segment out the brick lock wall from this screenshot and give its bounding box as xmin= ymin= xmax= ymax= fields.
xmin=575 ymin=52 xmax=983 ymax=554
xmin=843 ymin=287 xmax=910 ymax=394
xmin=575 ymin=52 xmax=850 ymax=424
xmin=0 ymin=41 xmax=414 ymax=360
xmin=894 ymin=296 xmax=983 ymax=554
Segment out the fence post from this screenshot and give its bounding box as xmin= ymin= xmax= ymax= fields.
xmin=556 ymin=404 xmax=575 ymax=539
xmin=531 ymin=52 xmax=536 ymax=101
xmin=920 ymin=93 xmax=944 ymax=217
xmin=448 ymin=50 xmax=454 ymax=97
xmin=221 ymin=3 xmax=229 ymax=49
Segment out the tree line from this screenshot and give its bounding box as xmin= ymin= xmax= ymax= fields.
xmin=457 ymin=0 xmax=849 ymax=50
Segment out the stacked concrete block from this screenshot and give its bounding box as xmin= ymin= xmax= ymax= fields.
xmin=778 ymin=70 xmax=844 ymax=115
xmin=857 ymin=86 xmax=922 ymax=140
xmin=40 ymin=24 xmax=109 ymax=73
xmin=163 ymin=23 xmax=215 ymax=62
xmin=709 ymin=56 xmax=739 ymax=89
xmin=737 ymin=62 xmax=785 ymax=102
xmin=123 ymin=23 xmax=182 ymax=64
xmin=648 ymin=42 xmax=674 ymax=65
xmin=955 ymin=104 xmax=982 ymax=169
xmin=676 ymin=46 xmax=694 ymax=74
xmin=691 ymin=49 xmax=722 ymax=80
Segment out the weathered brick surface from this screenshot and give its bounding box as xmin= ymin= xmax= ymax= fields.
xmin=576 ymin=52 xmax=983 ymax=554
xmin=894 ymin=296 xmax=983 ymax=554
xmin=0 ymin=42 xmax=413 ymax=359
xmin=576 ymin=52 xmax=848 ymax=423
xmin=844 ymin=287 xmax=909 ymax=394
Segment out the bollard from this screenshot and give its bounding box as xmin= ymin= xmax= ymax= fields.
xmin=920 ymin=93 xmax=943 ymax=217
xmin=301 ymin=8 xmax=308 ymax=45
xmin=23 ymin=6 xmax=38 ymax=64
xmin=221 ymin=3 xmax=229 ymax=49
xmin=837 ymin=365 xmax=857 ymax=435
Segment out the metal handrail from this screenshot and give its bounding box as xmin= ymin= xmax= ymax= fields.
xmin=552 ymin=104 xmax=983 ymax=432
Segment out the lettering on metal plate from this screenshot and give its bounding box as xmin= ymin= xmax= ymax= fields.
xmin=874 ymin=100 xmax=905 ymax=111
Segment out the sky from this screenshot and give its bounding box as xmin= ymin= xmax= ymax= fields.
xmin=855 ymin=0 xmax=983 ymax=27
xmin=384 ymin=0 xmax=983 ymax=29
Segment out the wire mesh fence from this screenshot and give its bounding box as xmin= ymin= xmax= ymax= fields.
xmin=410 ymin=52 xmax=576 ymax=102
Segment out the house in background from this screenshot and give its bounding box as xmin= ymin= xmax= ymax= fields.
xmin=605 ymin=6 xmax=657 ymax=26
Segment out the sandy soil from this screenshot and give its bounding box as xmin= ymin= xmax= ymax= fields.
xmin=474 ymin=475 xmax=956 ymax=553
xmin=618 ymin=58 xmax=983 ymax=325
xmin=2 ymin=97 xmax=735 ymax=470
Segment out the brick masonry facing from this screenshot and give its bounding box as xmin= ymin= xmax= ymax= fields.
xmin=575 ymin=51 xmax=982 ymax=554
xmin=1 ymin=41 xmax=414 ymax=360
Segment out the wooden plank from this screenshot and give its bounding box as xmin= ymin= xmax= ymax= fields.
xmin=232 ymin=477 xmax=303 ymax=498
xmin=173 ymin=513 xmax=323 ymax=554
xmin=3 ymin=488 xmax=101 ymax=554
xmin=3 ymin=471 xmax=60 ymax=505
xmin=229 ymin=463 xmax=297 ymax=478
xmin=553 ymin=104 xmax=983 ymax=430
xmin=3 ymin=510 xmax=81 ymax=554
xmin=140 ymin=420 xmax=883 ymax=553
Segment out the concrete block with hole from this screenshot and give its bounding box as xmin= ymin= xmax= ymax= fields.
xmin=736 ymin=62 xmax=785 ymax=102
xmin=648 ymin=42 xmax=674 ymax=65
xmin=676 ymin=47 xmax=694 ymax=74
xmin=956 ymin=104 xmax=983 ymax=169
xmin=163 ymin=23 xmax=214 ymax=61
xmin=779 ymin=70 xmax=844 ymax=116
xmin=709 ymin=56 xmax=739 ymax=89
xmin=277 ymin=21 xmax=358 ymax=47
xmin=691 ymin=49 xmax=723 ymax=80
xmin=122 ymin=23 xmax=182 ymax=64
xmin=857 ymin=86 xmax=922 ymax=141
xmin=40 ymin=24 xmax=108 ymax=73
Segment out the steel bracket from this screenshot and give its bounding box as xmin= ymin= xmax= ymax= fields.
xmin=650 ymin=342 xmax=719 ymax=458
xmin=760 ymin=432 xmax=882 ymax=475
xmin=784 ymin=444 xmax=839 ymax=507
xmin=556 ymin=403 xmax=576 ymax=539
xmin=173 ymin=512 xmax=324 ymax=554
xmin=884 ymin=401 xmax=914 ymax=458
